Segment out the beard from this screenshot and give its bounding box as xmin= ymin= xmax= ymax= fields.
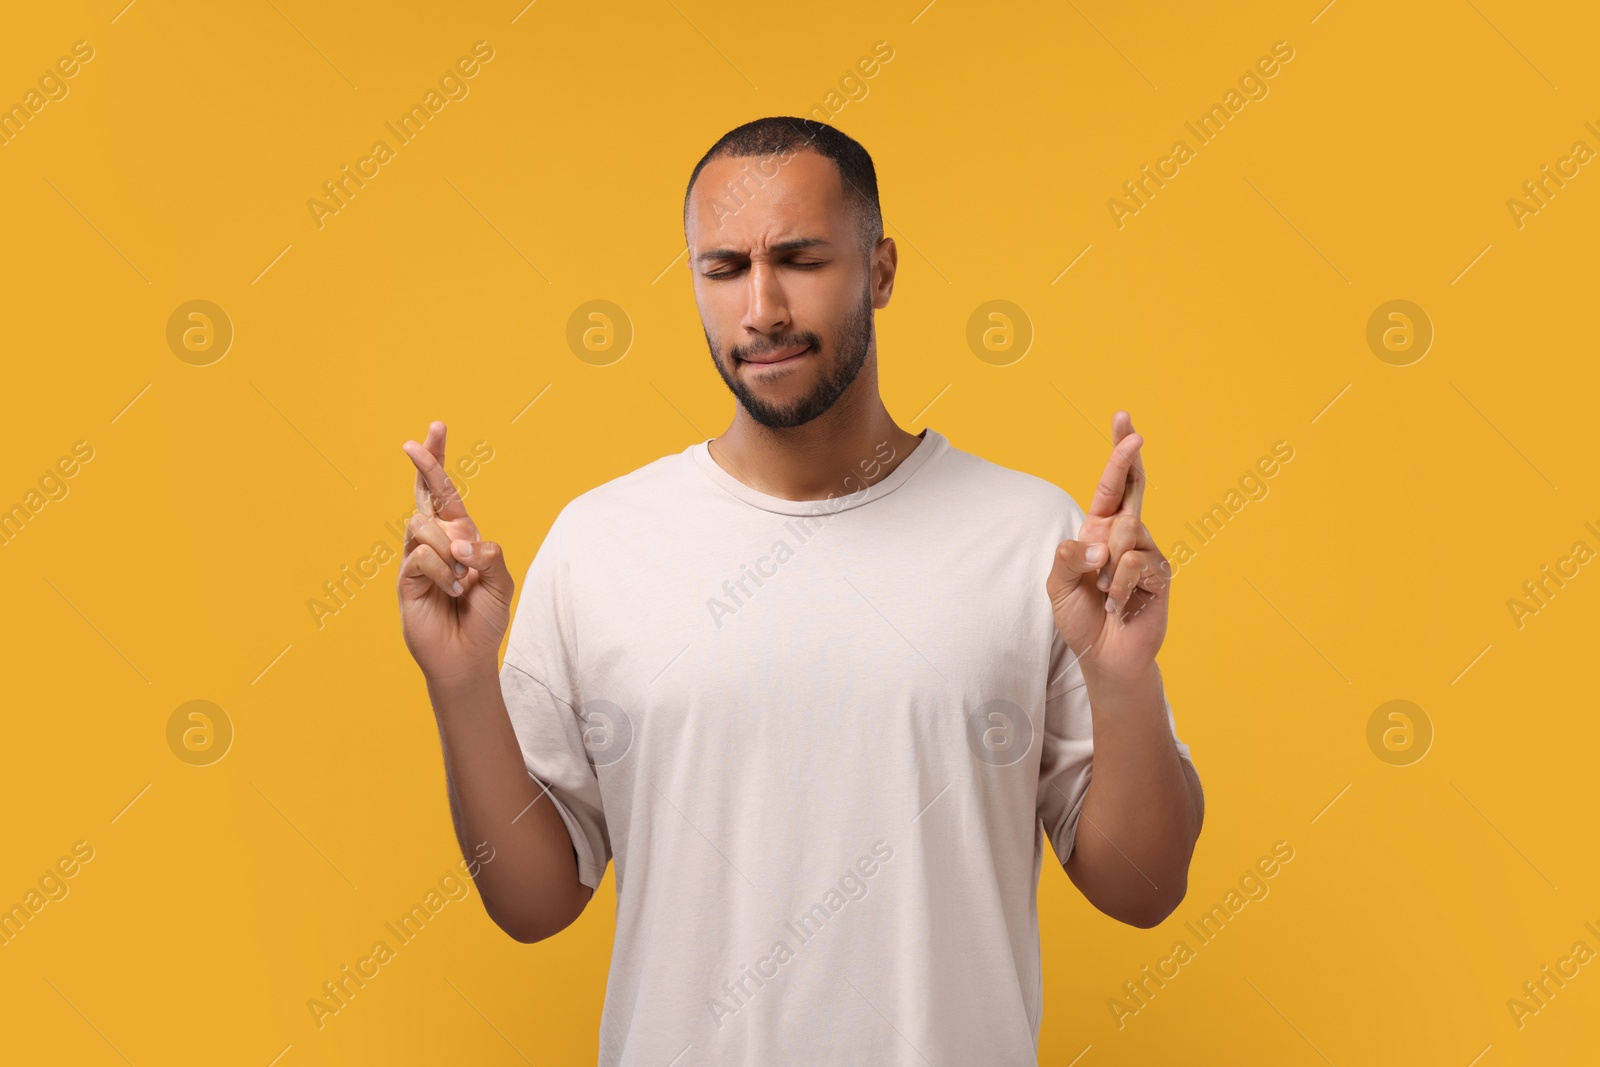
xmin=705 ymin=287 xmax=874 ymax=430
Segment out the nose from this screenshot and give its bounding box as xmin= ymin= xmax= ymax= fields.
xmin=740 ymin=259 xmax=790 ymax=338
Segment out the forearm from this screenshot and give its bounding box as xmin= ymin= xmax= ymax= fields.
xmin=1064 ymin=660 xmax=1201 ymax=926
xmin=428 ymin=665 xmax=591 ymax=943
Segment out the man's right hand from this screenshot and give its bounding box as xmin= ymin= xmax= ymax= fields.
xmin=398 ymin=420 xmax=515 ymax=686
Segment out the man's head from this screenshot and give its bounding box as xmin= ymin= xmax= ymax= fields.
xmin=683 ymin=117 xmax=896 ymax=430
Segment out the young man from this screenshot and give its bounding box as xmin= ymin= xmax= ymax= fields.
xmin=399 ymin=117 xmax=1203 ymax=1064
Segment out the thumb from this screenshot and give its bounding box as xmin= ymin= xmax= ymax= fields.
xmin=1048 ymin=538 xmax=1108 ymax=592
xmin=450 ymin=538 xmax=513 ymax=601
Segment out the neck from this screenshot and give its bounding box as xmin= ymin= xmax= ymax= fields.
xmin=708 ymin=365 xmax=924 ymax=501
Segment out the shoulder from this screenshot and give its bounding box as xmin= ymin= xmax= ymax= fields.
xmin=934 ymin=438 xmax=1087 ymax=538
xmin=547 ymin=447 xmax=697 ymax=542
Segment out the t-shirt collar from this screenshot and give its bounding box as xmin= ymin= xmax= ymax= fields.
xmin=687 ymin=428 xmax=947 ymax=516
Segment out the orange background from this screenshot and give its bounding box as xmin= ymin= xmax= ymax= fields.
xmin=3 ymin=1 xmax=1597 ymax=1063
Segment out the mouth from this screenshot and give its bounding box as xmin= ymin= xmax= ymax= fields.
xmin=740 ymin=343 xmax=813 ymax=367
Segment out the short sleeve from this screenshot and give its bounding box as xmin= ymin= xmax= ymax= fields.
xmin=500 ymin=510 xmax=611 ymax=891
xmin=1035 ymin=490 xmax=1192 ymax=867
xmin=1036 ymin=643 xmax=1193 ymax=868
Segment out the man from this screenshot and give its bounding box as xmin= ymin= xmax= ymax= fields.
xmin=398 ymin=116 xmax=1202 ymax=1064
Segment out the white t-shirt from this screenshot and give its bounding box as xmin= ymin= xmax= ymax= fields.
xmin=499 ymin=427 xmax=1192 ymax=1065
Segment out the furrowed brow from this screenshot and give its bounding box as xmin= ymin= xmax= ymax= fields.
xmin=695 ymin=237 xmax=833 ymax=264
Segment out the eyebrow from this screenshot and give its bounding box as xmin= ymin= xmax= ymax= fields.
xmin=694 ymin=237 xmax=833 ymax=264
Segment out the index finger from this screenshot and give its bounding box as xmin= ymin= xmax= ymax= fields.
xmin=402 ymin=422 xmax=469 ymax=523
xmin=1114 ymin=411 xmax=1146 ymax=517
xmin=1086 ymin=412 xmax=1144 ymax=518
xmin=408 ymin=421 xmax=444 ymax=517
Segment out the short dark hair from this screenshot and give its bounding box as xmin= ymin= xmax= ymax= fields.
xmin=683 ymin=116 xmax=884 ymax=258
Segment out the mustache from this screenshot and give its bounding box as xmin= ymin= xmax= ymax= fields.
xmin=732 ymin=334 xmax=820 ymax=361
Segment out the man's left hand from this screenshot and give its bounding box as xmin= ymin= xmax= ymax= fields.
xmin=1046 ymin=410 xmax=1171 ymax=681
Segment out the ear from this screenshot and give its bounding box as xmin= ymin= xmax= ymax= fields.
xmin=871 ymin=235 xmax=898 ymax=309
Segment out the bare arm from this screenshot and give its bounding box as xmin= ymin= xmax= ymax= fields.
xmin=398 ymin=420 xmax=592 ymax=944
xmin=1046 ymin=411 xmax=1202 ymax=928
xmin=1063 ymin=661 xmax=1203 ymax=927
xmin=429 ymin=665 xmax=594 ymax=943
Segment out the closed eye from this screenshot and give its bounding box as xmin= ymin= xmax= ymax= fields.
xmin=705 ymin=261 xmax=826 ymax=279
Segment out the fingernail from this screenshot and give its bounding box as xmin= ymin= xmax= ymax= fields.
xmin=1098 ymin=571 xmax=1111 ymax=590
xmin=1104 ymin=597 xmax=1116 ymax=613
xmin=451 ymin=580 xmax=462 ymax=596
xmin=455 ymin=540 xmax=472 ymax=557
xmin=1085 ymin=544 xmax=1105 ymax=564
xmin=453 ymin=562 xmax=466 ymax=576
